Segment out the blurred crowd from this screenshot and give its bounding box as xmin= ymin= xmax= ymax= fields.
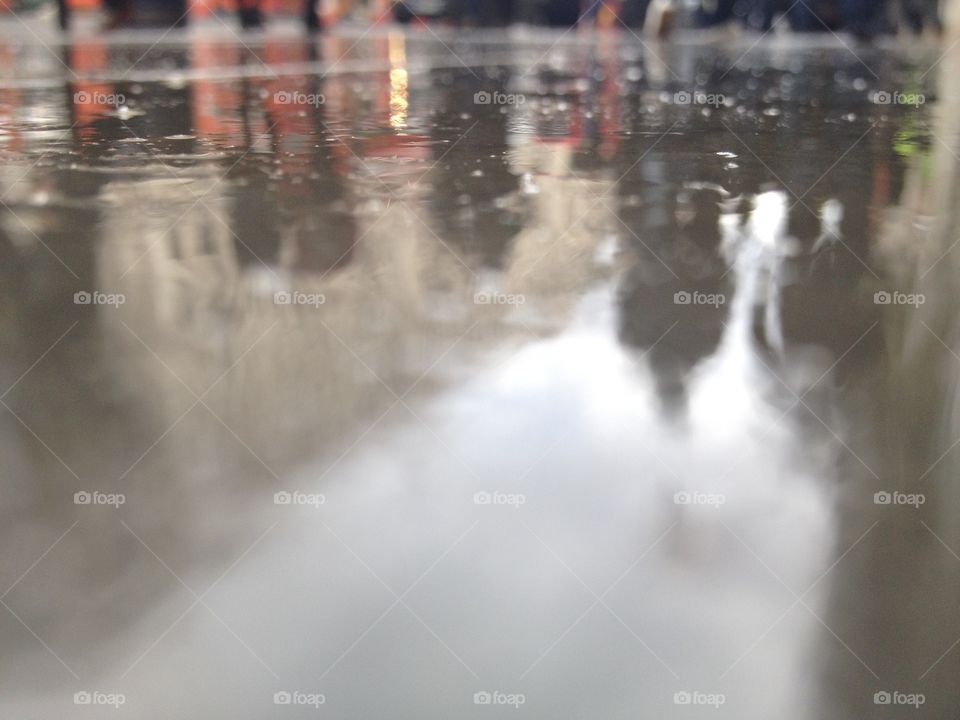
xmin=52 ymin=0 xmax=944 ymax=39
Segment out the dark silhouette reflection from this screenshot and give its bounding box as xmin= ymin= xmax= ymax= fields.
xmin=64 ymin=37 xmax=195 ymax=160
xmin=452 ymin=0 xmax=516 ymax=27
xmin=616 ymin=196 xmax=731 ymax=414
xmin=224 ymin=41 xmax=356 ymax=276
xmin=615 ymin=144 xmax=732 ymax=416
xmin=611 ymin=51 xmax=731 ymax=417
xmin=428 ymin=68 xmax=529 ymax=272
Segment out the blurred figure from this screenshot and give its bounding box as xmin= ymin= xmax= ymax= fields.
xmin=689 ymin=0 xmax=825 ymax=31
xmin=237 ymin=0 xmax=262 ymax=28
xmin=102 ymin=0 xmax=132 ymax=28
xmin=690 ymin=0 xmax=736 ymax=26
xmin=617 ymin=181 xmax=732 ymax=418
xmin=619 ymin=0 xmax=651 ymax=28
xmin=612 ymin=52 xmax=732 ymax=416
xmin=58 ymin=0 xmax=133 ymax=30
xmin=898 ymin=0 xmax=943 ymax=34
xmin=462 ymin=0 xmax=517 ymax=26
xmin=619 ymin=0 xmax=676 ymax=35
xmin=688 ymin=0 xmax=881 ymax=34
xmin=427 ymin=69 xmax=528 ymax=271
xmin=839 ymin=0 xmax=891 ymax=39
xmin=393 ymin=0 xmax=449 ymax=23
xmin=516 ymin=0 xmax=582 ymax=26
xmin=226 ymin=42 xmax=355 ymax=275
xmin=238 ymin=0 xmax=322 ymax=30
xmin=540 ymin=0 xmax=581 ymax=25
xmin=785 ymin=0 xmax=843 ymax=31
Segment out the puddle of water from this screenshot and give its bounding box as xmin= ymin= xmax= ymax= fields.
xmin=0 ymin=29 xmax=958 ymax=720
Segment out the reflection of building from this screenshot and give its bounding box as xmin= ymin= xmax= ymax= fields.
xmin=504 ymin=141 xmax=616 ymax=319
xmin=95 ymin=143 xmax=611 ymax=484
xmin=814 ymin=42 xmax=960 ymax=720
xmin=71 ymin=37 xmax=629 ymax=495
xmin=949 ymin=0 xmax=960 ymax=33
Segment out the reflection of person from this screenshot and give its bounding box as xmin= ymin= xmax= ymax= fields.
xmin=610 ymin=51 xmax=722 ymax=416
xmin=751 ymin=101 xmax=889 ymax=382
xmin=613 ymin=61 xmax=731 ymax=415
xmin=228 ymin=42 xmax=356 ymax=276
xmin=619 ymin=0 xmax=653 ymax=26
xmin=454 ymin=0 xmax=516 ymax=25
xmin=617 ymin=178 xmax=731 ymax=417
xmin=58 ymin=0 xmax=133 ymax=30
xmin=690 ymin=0 xmax=843 ymax=32
xmin=839 ymin=0 xmax=890 ymax=38
xmin=515 ymin=0 xmax=581 ymax=26
xmin=238 ymin=0 xmax=322 ymax=30
xmin=427 ymin=71 xmax=528 ymax=273
xmin=898 ymin=0 xmax=943 ymax=34
xmin=102 ymin=0 xmax=133 ymax=29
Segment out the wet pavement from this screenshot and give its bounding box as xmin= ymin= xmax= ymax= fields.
xmin=1 ymin=22 xmax=959 ymax=720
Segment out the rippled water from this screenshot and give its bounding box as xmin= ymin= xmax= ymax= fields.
xmin=1 ymin=26 xmax=958 ymax=719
